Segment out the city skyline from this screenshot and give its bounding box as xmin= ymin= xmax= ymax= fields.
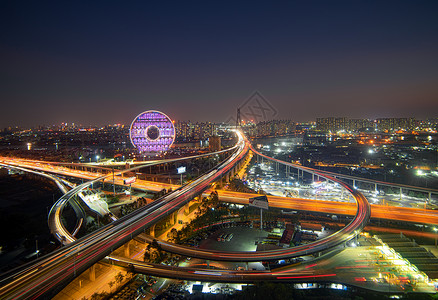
xmin=1 ymin=1 xmax=438 ymax=128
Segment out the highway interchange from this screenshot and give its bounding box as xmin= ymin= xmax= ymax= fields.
xmin=0 ymin=130 xmax=437 ymax=298
xmin=0 ymin=130 xmax=248 ymax=299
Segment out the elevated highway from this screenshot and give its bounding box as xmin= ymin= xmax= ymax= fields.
xmin=0 ymin=131 xmax=248 ymax=299
xmin=1 ymin=130 xmax=413 ymax=298
xmin=3 ymin=153 xmax=434 ymax=225
xmin=43 ymin=142 xmax=370 ymax=264
xmin=254 ymin=147 xmax=438 ymax=197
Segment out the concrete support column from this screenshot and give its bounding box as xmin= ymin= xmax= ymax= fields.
xmin=89 ymin=264 xmax=96 ymax=282
xmin=149 ymin=224 xmax=156 ymax=238
xmin=124 ymin=242 xmax=130 ymax=257
xmin=170 ymin=212 xmax=177 ymax=226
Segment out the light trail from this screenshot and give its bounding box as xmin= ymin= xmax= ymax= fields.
xmin=0 ymin=130 xmax=248 ymax=299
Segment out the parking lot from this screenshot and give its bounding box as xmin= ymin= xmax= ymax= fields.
xmin=196 ymin=223 xmax=270 ymax=252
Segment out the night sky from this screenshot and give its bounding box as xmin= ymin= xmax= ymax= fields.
xmin=1 ymin=1 xmax=438 ymax=128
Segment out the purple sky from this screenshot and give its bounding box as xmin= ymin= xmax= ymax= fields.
xmin=1 ymin=1 xmax=438 ymax=128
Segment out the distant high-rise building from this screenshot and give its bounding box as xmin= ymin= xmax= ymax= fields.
xmin=316 ymin=117 xmax=346 ymax=132
xmin=316 ymin=117 xmax=415 ymax=133
xmin=175 ymin=121 xmax=218 ymax=141
xmin=347 ymin=119 xmax=374 ymax=131
xmin=254 ymin=120 xmax=296 ymax=137
xmin=375 ymin=118 xmax=414 ymax=131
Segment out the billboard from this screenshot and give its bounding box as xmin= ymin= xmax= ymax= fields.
xmin=249 ymin=195 xmax=269 ymax=210
xmin=124 ymin=177 xmax=136 ymax=185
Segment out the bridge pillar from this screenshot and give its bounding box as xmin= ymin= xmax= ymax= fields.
xmin=184 ymin=203 xmax=190 ymax=215
xmin=89 ymin=264 xmax=96 ymax=282
xmin=124 ymin=242 xmax=130 ymax=257
xmin=170 ymin=212 xmax=177 ymax=226
xmin=149 ymin=224 xmax=156 ymax=238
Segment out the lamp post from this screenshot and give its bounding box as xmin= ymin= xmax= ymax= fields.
xmin=112 ymin=166 xmax=115 ymax=197
xmin=434 ymin=227 xmax=437 ymax=248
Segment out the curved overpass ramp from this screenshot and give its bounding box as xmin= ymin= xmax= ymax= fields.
xmin=0 ymin=131 xmax=248 ymax=299
xmin=0 ymin=131 xmax=371 ymax=299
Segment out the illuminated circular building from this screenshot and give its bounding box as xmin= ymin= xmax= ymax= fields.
xmin=129 ymin=110 xmax=175 ymax=153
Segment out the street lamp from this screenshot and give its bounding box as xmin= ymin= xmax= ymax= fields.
xmin=416 ymin=169 xmax=428 ymax=187
xmin=434 ymin=227 xmax=438 ymax=248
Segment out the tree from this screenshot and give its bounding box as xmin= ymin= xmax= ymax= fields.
xmin=210 ymin=191 xmax=219 ymax=206
xmin=143 ymin=249 xmax=150 ymax=261
xmin=90 ymin=293 xmax=100 ymax=300
xmin=108 ymin=280 xmax=114 ymax=293
xmin=151 ymin=239 xmax=161 ymax=251
xmin=169 ymin=228 xmax=178 ymax=241
xmin=90 ymin=292 xmax=108 ymax=300
xmin=115 ymin=272 xmax=124 ymax=286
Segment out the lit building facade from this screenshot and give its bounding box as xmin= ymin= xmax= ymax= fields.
xmin=129 ymin=110 xmax=175 ymax=152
